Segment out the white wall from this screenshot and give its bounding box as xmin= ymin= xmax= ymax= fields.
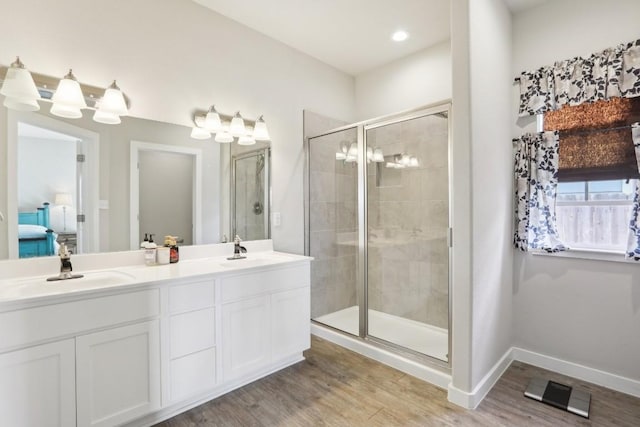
xmin=355 ymin=42 xmax=451 ymax=120
xmin=0 ymin=0 xmax=355 ymax=255
xmin=448 ymin=0 xmax=513 ymax=405
xmin=469 ymin=0 xmax=514 ymax=390
xmin=512 ymin=0 xmax=640 ymax=382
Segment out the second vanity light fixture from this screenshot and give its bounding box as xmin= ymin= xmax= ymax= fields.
xmin=0 ymin=56 xmax=130 ymax=125
xmin=190 ymin=105 xmax=270 ymax=145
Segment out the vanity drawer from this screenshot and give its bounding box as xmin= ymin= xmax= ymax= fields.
xmin=170 ymin=307 xmax=215 ymax=359
xmin=220 ymin=264 xmax=309 ymax=303
xmin=169 ymin=347 xmax=216 ymax=403
xmin=0 ymin=289 xmax=160 ymax=352
xmin=169 ymin=279 xmax=215 ymax=314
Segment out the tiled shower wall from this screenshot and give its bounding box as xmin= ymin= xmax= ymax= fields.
xmin=366 ymin=114 xmax=449 ymax=328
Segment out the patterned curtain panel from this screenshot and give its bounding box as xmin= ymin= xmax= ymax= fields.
xmin=626 ymin=123 xmax=640 ymax=260
xmin=514 ymin=131 xmax=568 ymax=252
xmin=518 ymin=39 xmax=640 ymax=117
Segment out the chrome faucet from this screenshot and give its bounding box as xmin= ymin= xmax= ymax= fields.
xmin=47 ymin=243 xmax=84 ymax=281
xmin=227 ymin=235 xmax=247 ymax=260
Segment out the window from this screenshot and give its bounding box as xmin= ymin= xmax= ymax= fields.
xmin=545 ymin=97 xmax=640 ymax=252
xmin=556 ymin=179 xmax=635 ymax=251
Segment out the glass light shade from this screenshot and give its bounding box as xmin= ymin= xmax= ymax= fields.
xmin=386 ymin=162 xmax=397 ymax=168
xmin=204 ymin=105 xmax=222 ymax=132
xmin=93 ymin=108 xmax=121 ymax=124
xmin=409 ymin=156 xmax=419 ymax=167
xmin=252 ymin=115 xmax=270 ymax=141
xmin=0 ymin=58 xmax=41 ymax=102
xmin=215 ymin=130 xmax=234 ymax=143
xmin=372 ymin=148 xmax=384 ymax=162
xmin=401 ymin=154 xmax=411 ymax=166
xmin=190 ymin=126 xmax=211 ymax=140
xmin=51 ymin=70 xmax=87 ymax=110
xmin=98 ymin=81 xmax=128 ymax=116
xmin=238 ymin=135 xmax=256 ymax=146
xmin=3 ymin=96 xmax=40 ymax=111
xmin=50 ymin=103 xmax=82 ymax=119
xmin=345 ymin=154 xmax=357 ymax=163
xmin=335 ymin=152 xmax=346 ymax=160
xmin=229 ymin=112 xmax=246 ymax=136
xmin=366 ymin=146 xmax=373 ymax=160
xmin=348 ymin=143 xmax=358 ymax=157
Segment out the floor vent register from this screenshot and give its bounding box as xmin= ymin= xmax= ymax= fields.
xmin=524 ymin=377 xmax=591 ymax=418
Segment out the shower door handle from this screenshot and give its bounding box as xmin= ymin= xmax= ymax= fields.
xmin=447 ymin=227 xmax=453 ymax=248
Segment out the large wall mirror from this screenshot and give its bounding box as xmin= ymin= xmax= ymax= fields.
xmin=1 ymin=103 xmax=271 ymax=260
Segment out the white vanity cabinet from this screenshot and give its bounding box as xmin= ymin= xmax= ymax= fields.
xmin=165 ymin=278 xmax=218 ymax=404
xmin=76 ymin=320 xmax=161 ymax=427
xmin=0 ymin=339 xmax=76 ymax=427
xmin=0 ymin=288 xmax=161 ymax=427
xmin=221 ymin=264 xmax=311 ymax=382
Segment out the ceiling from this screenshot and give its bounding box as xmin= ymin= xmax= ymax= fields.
xmin=192 ymin=0 xmax=551 ymax=76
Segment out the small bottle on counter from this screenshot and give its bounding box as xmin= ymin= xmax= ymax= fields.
xmin=164 ymin=235 xmax=180 ymax=263
xmin=143 ymin=234 xmax=157 ymax=266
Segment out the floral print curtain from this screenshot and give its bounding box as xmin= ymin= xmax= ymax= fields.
xmin=518 ymin=39 xmax=640 ymax=116
xmin=626 ymin=123 xmax=640 ymax=260
xmin=514 ymin=131 xmax=568 ymax=252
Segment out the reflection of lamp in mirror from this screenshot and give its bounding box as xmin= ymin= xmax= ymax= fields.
xmin=0 ymin=57 xmax=41 ymax=111
xmin=190 ymin=126 xmax=211 ymax=140
xmin=51 ymin=69 xmax=87 ymax=119
xmin=372 ymin=148 xmax=384 ymax=162
xmin=238 ymin=126 xmax=256 ymax=145
xmin=215 ymin=123 xmax=234 ymax=143
xmin=252 ymin=115 xmax=270 ymax=141
xmin=55 ymin=193 xmax=73 ymax=232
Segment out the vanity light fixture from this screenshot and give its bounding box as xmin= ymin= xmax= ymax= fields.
xmin=204 ymin=105 xmax=222 ymax=132
xmin=93 ymin=102 xmax=121 ymax=125
xmin=229 ymin=111 xmax=246 ymax=137
xmin=215 ymin=123 xmax=234 ymax=143
xmin=51 ymin=69 xmax=87 ymax=118
xmin=190 ymin=126 xmax=212 ymax=140
xmin=190 ymin=107 xmax=271 ymax=144
xmin=252 ymin=115 xmax=270 ymax=141
xmin=0 ymin=57 xmax=41 ymax=111
xmin=97 ymin=80 xmax=128 ymax=116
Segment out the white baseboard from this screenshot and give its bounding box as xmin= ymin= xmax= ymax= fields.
xmin=447 ymin=347 xmax=514 ymax=409
xmin=512 ymin=347 xmax=640 ymax=399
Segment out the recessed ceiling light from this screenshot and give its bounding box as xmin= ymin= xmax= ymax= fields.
xmin=392 ymin=30 xmax=409 ymax=42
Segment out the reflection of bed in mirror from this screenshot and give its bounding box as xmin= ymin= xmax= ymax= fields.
xmin=18 ymin=202 xmax=58 ymax=258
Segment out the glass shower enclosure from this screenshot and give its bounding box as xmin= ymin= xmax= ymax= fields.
xmin=305 ymin=104 xmax=451 ymax=365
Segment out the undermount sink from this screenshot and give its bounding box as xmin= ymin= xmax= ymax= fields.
xmin=1 ymin=270 xmax=136 ymax=291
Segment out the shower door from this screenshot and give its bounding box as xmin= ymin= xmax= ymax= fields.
xmin=365 ymin=112 xmax=450 ymax=362
xmin=306 ymin=105 xmax=451 ymax=364
xmin=307 ymin=126 xmax=360 ymax=336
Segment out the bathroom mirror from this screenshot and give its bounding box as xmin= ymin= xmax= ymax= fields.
xmin=1 ymin=104 xmax=271 ymax=259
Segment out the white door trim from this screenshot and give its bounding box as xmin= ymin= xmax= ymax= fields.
xmin=130 ymin=141 xmax=203 ymax=249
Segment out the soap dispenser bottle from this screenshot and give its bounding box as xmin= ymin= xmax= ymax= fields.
xmin=144 ymin=234 xmax=157 ymax=266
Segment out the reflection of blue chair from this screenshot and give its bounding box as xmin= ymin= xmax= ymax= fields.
xmin=18 ymin=202 xmax=56 ymax=258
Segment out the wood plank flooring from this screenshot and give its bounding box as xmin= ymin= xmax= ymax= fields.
xmin=155 ymin=336 xmax=640 ymax=426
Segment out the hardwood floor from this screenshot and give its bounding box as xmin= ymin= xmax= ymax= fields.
xmin=155 ymin=336 xmax=640 ymax=426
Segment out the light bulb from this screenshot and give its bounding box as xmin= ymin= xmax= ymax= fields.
xmin=0 ymin=57 xmax=41 ymax=111
xmin=51 ymin=69 xmax=87 ymax=110
xmin=190 ymin=126 xmax=211 ymax=140
xmin=252 ymin=115 xmax=270 ymax=140
xmin=98 ymin=80 xmax=128 ymax=116
xmin=238 ymin=135 xmax=256 ymax=146
xmin=204 ymin=105 xmax=222 ymax=132
xmin=229 ymin=111 xmax=246 ymax=136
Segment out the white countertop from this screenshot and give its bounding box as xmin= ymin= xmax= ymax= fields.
xmin=0 ymin=241 xmax=312 ymax=306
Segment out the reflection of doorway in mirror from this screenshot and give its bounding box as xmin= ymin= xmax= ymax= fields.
xmin=130 ymin=141 xmax=203 ymax=250
xmin=7 ymin=111 xmax=100 ymax=259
